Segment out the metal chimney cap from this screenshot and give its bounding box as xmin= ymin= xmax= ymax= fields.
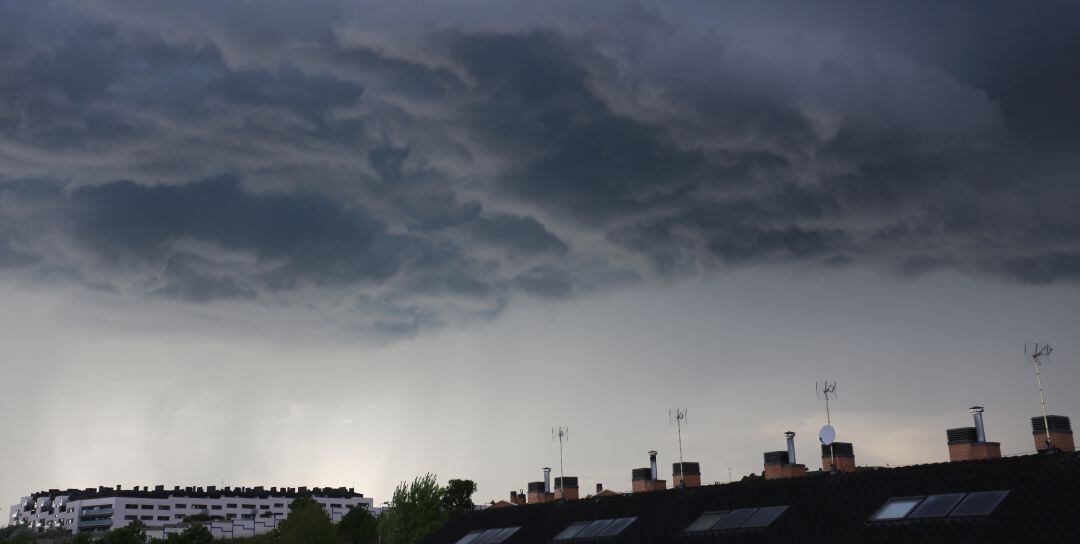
xmin=648 ymin=450 xmax=657 ymax=456
xmin=542 ymin=467 xmax=551 ymax=472
xmin=970 ymin=406 xmax=984 ymax=413
xmin=784 ymin=431 xmax=796 ymax=437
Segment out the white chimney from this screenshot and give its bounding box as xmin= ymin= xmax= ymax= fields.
xmin=785 ymin=431 xmax=797 ymax=464
xmin=970 ymin=406 xmax=986 ymax=442
xmin=648 ymin=451 xmax=658 ymax=480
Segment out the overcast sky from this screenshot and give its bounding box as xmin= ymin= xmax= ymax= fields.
xmin=2 ymin=0 xmax=1079 ymax=508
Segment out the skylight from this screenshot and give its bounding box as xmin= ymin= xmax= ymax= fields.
xmin=871 ymin=498 xmax=923 ymax=521
xmin=683 ymin=506 xmax=788 ymax=533
xmin=455 ymin=527 xmax=522 ymax=544
xmin=554 ymin=517 xmax=637 ymax=541
xmin=949 ymin=491 xmax=1010 ymax=517
xmin=869 ymin=491 xmax=1009 ymax=522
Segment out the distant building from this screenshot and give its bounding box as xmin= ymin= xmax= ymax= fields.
xmin=7 ymin=485 xmax=372 ymax=538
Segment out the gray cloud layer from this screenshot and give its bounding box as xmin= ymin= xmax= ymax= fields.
xmin=1 ymin=0 xmax=1078 ymax=335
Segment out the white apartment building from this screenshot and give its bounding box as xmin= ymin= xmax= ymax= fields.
xmin=7 ymin=484 xmax=373 ymax=539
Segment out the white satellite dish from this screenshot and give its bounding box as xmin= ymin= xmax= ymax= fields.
xmin=819 ymin=424 xmax=836 ymax=446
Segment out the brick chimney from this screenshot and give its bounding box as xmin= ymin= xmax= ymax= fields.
xmin=947 ymin=406 xmax=1002 ymax=461
xmin=1032 ymin=415 xmax=1074 ymax=453
xmin=595 ymin=483 xmax=603 ymax=494
xmin=509 ymin=491 xmax=525 ymax=506
xmin=631 ymin=451 xmax=667 ymax=492
xmin=821 ymin=442 xmax=856 ymax=472
xmin=763 ymin=433 xmax=808 ymax=480
xmin=672 ymin=462 xmax=701 ymax=488
xmin=554 ymin=477 xmax=578 ymax=500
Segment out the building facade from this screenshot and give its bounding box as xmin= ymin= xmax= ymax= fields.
xmin=7 ymin=485 xmax=372 ymax=539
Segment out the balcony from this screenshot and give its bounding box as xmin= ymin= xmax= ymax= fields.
xmin=78 ymin=518 xmax=114 ymax=528
xmin=81 ymin=508 xmax=114 ymax=516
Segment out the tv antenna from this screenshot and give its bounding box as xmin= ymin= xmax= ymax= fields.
xmin=552 ymin=427 xmax=569 ymax=494
xmin=669 ymin=409 xmax=688 ymax=487
xmin=816 ymin=381 xmax=839 ymax=473
xmin=1025 ymin=343 xmax=1055 ymax=451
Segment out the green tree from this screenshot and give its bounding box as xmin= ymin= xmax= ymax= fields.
xmin=441 ymin=479 xmax=477 ymax=517
xmin=103 ymin=520 xmax=148 ymax=544
xmin=0 ymin=525 xmax=34 ymax=544
xmin=277 ymin=497 xmax=340 ymax=544
xmin=337 ymin=507 xmax=378 ymax=544
xmin=379 ymin=474 xmax=447 ymax=544
xmin=74 ymin=533 xmax=95 ymax=544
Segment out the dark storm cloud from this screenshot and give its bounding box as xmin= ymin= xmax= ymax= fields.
xmin=0 ymin=0 xmax=1078 ymax=332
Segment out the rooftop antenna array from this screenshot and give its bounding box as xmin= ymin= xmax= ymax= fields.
xmin=552 ymin=426 xmax=569 ymax=494
xmin=669 ymin=409 xmax=688 ymax=487
xmin=1025 ymin=343 xmax=1055 ymax=451
xmin=816 ymin=381 xmax=839 ymax=473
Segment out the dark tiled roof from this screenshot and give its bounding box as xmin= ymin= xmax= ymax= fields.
xmin=424 ymin=453 xmax=1080 ymax=544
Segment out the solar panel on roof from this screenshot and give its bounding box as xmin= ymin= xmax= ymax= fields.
xmin=949 ymin=490 xmax=1009 ymax=517
xmin=487 ymin=527 xmax=520 ymax=543
xmin=710 ymin=508 xmax=757 ymax=530
xmin=684 ymin=511 xmax=728 ymax=533
xmin=575 ymin=519 xmax=614 ymax=538
xmin=553 ymin=522 xmax=590 ymax=541
xmin=740 ymin=505 xmax=788 ymax=528
xmin=908 ymin=493 xmax=965 ymax=519
xmin=597 ymin=517 xmax=636 ymax=537
xmin=454 ymin=530 xmax=484 ymax=544
xmin=870 ymin=497 xmax=923 ymax=521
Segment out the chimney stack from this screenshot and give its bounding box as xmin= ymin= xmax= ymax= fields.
xmin=821 ymin=443 xmax=856 ymax=473
xmin=1032 ymin=415 xmax=1074 ymax=453
xmin=631 ymin=451 xmax=667 ymax=492
xmin=672 ymin=462 xmax=701 ymax=488
xmin=764 ymin=433 xmax=808 ymax=480
xmin=947 ymin=406 xmax=1001 ymax=461
xmin=595 ymin=483 xmax=603 ymax=494
xmin=554 ymin=477 xmax=578 ymax=500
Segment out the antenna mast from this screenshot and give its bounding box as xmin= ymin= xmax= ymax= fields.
xmin=1025 ymin=343 xmax=1055 ymax=451
xmin=670 ymin=409 xmax=688 ymax=487
xmin=552 ymin=427 xmax=569 ymax=494
xmin=816 ymin=381 xmax=839 ymax=473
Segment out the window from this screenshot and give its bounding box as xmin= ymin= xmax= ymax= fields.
xmin=140 ymin=515 xmax=152 ymax=521
xmin=192 ymin=505 xmax=206 ymax=510
xmin=870 ymin=497 xmax=923 ymax=521
xmin=597 ymin=518 xmax=636 ymax=537
xmin=742 ymin=506 xmax=789 ymax=528
xmin=157 ymin=516 xmax=169 ymax=521
xmin=454 ymin=527 xmax=522 ymax=544
xmin=274 ymin=503 xmax=284 ymax=508
xmin=869 ymin=491 xmax=1009 ymax=522
xmin=242 ymin=504 xmax=256 ymax=509
xmin=125 ymin=504 xmax=139 ymax=510
xmin=174 ymin=504 xmax=187 ymax=509
xmin=124 ymin=515 xmax=136 ymax=521
xmin=329 ymin=503 xmax=342 ymax=508
xmin=226 ymin=514 xmax=237 ymax=520
xmin=553 ymin=522 xmax=589 ymax=541
xmin=175 ymin=514 xmax=185 ymax=519
xmin=227 ymin=504 xmax=237 ymax=509
xmin=909 ymin=493 xmax=965 ymax=519
xmin=683 ymin=506 xmax=788 ymax=533
xmin=211 ymin=505 xmax=222 ymax=510
xmin=554 ymin=517 xmax=636 ymax=541
xmin=950 ymin=491 xmax=1009 ymax=517
xmin=141 ymin=505 xmax=154 ymax=510
xmin=158 ymin=505 xmax=171 ymax=511
xmin=260 ymin=505 xmax=270 ymax=510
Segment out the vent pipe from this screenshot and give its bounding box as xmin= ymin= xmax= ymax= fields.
xmin=648 ymin=451 xmax=658 ymax=480
xmin=785 ymin=431 xmax=797 ymax=465
xmin=542 ymin=467 xmax=551 ymax=493
xmin=970 ymin=406 xmax=986 ymax=442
